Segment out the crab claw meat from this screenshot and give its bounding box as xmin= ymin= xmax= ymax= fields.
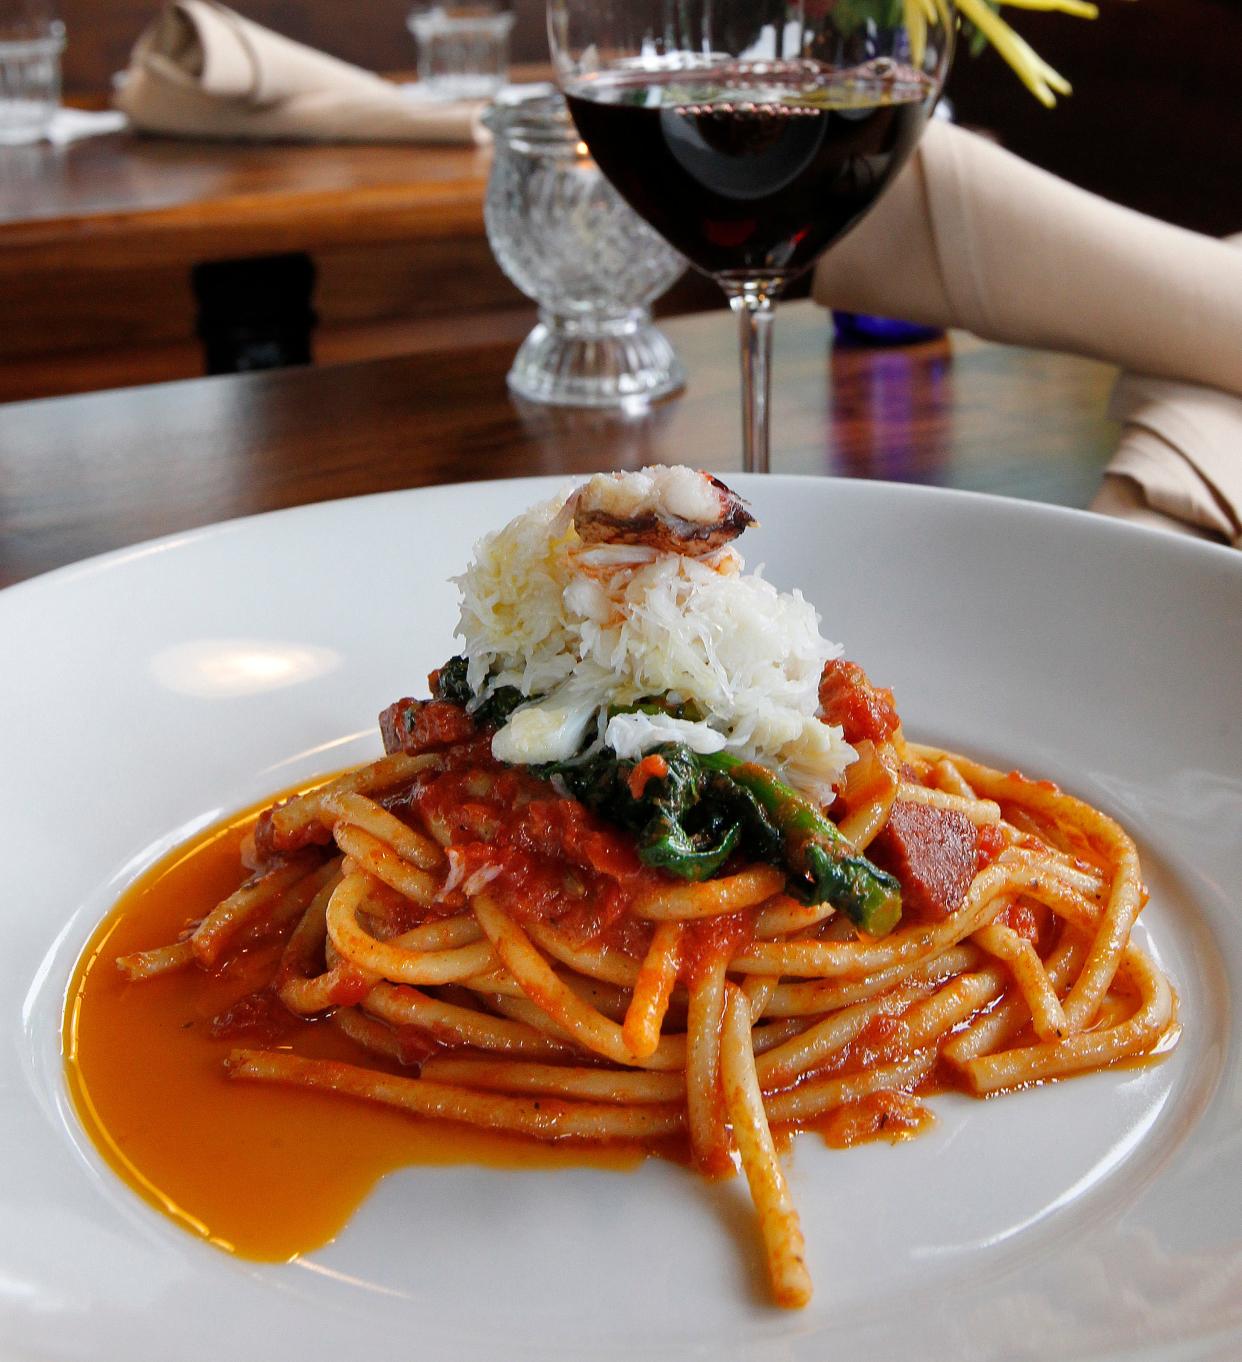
xmin=571 ymin=466 xmax=755 ymax=556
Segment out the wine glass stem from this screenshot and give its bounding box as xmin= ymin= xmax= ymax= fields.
xmin=726 ymin=283 xmax=780 ymax=475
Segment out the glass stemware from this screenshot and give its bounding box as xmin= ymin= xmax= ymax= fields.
xmin=548 ymin=0 xmax=955 ymax=472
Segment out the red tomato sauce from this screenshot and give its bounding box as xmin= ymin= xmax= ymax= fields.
xmin=410 ymin=757 xmax=664 ymax=947
xmin=63 ymin=783 xmax=644 ymax=1264
xmin=681 ymin=912 xmax=754 ymax=986
xmin=819 ymin=1090 xmax=935 ymax=1149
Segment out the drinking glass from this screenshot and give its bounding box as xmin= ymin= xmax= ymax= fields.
xmin=407 ymin=2 xmax=514 ymax=101
xmin=548 ymin=0 xmax=955 ymax=472
xmin=0 ymin=0 xmax=63 ymax=145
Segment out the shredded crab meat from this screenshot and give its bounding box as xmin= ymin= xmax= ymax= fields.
xmin=439 ymin=849 xmax=506 ymax=901
xmin=453 ymin=467 xmax=856 ymax=801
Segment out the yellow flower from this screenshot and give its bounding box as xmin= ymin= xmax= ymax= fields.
xmin=913 ymin=0 xmax=1101 ymax=106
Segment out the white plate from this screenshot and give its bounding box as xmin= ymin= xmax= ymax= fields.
xmin=4 ymin=477 xmax=1241 ymax=1362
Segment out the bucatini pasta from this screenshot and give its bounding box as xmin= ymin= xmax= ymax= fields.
xmin=66 ymin=469 xmax=1176 ymax=1309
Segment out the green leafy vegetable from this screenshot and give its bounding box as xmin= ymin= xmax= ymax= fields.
xmin=540 ymin=746 xmax=740 ymax=882
xmin=537 ymin=742 xmax=902 ymax=936
xmin=431 ymin=655 xmax=472 ymax=706
xmin=607 ymin=695 xmax=705 ymax=723
xmin=431 ymin=660 xmax=903 ymax=934
xmin=699 ymin=752 xmax=903 ymax=936
xmin=432 ymin=655 xmax=529 ymax=728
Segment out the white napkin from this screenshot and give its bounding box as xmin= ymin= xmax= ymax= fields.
xmin=115 ymin=0 xmax=486 ymax=145
xmin=44 ymin=108 xmax=129 ymax=144
xmin=812 ymin=121 xmax=1242 ymax=545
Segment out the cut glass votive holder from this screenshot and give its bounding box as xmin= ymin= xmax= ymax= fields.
xmin=483 ymin=86 xmax=687 ymax=408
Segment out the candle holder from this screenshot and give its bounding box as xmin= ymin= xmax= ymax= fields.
xmin=483 ymin=86 xmax=686 ymax=408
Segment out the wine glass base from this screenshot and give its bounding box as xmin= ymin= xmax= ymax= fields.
xmin=506 ymin=309 xmax=685 ymax=408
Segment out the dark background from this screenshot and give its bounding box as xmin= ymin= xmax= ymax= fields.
xmin=7 ymin=0 xmax=1234 ymax=404
xmin=55 ymin=0 xmax=1242 ymax=236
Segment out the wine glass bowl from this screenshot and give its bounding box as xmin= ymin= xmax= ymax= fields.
xmin=549 ymin=0 xmax=954 ymax=470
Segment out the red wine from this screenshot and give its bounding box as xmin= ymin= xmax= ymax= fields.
xmin=566 ymin=64 xmax=934 ymax=282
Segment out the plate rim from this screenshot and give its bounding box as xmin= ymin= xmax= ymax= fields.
xmin=4 ymin=475 xmax=1240 ymax=1362
xmin=4 ymin=472 xmax=1238 ymax=610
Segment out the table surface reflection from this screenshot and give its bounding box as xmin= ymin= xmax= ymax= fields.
xmin=0 ymin=300 xmax=1118 ymax=591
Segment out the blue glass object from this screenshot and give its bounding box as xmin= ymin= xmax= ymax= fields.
xmin=831 ymin=97 xmax=954 ymax=349
xmin=832 ymin=311 xmax=943 ymax=347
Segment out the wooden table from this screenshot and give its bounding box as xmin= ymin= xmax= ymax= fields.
xmin=0 ymin=120 xmax=514 ymax=387
xmin=0 ymin=109 xmax=723 ymax=401
xmin=0 ymin=126 xmax=493 ymax=262
xmin=0 ymin=301 xmax=1119 ymax=591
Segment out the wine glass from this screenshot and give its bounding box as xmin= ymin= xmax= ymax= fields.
xmin=548 ymin=0 xmax=955 ymax=473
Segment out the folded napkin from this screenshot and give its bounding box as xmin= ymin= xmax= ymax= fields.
xmin=1089 ymin=376 xmax=1242 ymax=546
xmin=812 ymin=121 xmax=1242 ymax=545
xmin=115 ymin=0 xmax=486 ymax=145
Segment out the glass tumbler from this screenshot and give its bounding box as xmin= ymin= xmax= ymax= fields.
xmin=407 ymin=3 xmax=514 ymax=101
xmin=483 ymin=87 xmax=687 ymax=408
xmin=0 ymin=0 xmax=63 ymax=145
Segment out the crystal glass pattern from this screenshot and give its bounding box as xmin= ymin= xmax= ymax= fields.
xmin=483 ymin=87 xmax=687 ymax=407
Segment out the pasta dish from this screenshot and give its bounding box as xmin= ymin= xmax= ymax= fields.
xmin=83 ymin=467 xmax=1177 ymax=1309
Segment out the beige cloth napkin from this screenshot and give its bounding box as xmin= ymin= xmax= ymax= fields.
xmin=115 ymin=0 xmax=486 ymax=145
xmin=1091 ymin=375 xmax=1242 ymax=546
xmin=812 ymin=120 xmax=1242 ymax=546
